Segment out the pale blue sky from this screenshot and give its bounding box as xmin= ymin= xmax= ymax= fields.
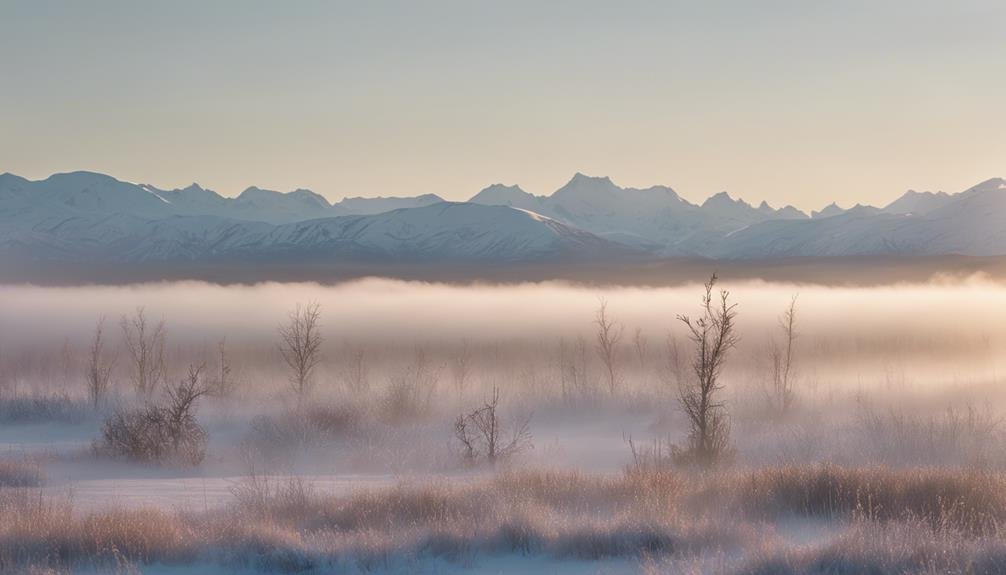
xmin=2 ymin=0 xmax=1004 ymax=209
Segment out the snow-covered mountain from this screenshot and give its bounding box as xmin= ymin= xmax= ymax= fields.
xmin=334 ymin=194 xmax=445 ymax=215
xmin=811 ymin=203 xmax=847 ymax=219
xmin=0 ymin=173 xmax=630 ymax=263
xmin=469 ymin=173 xmax=806 ymax=254
xmin=710 ymin=178 xmax=1006 ymax=258
xmin=3 ymin=170 xmax=1006 ymax=263
xmin=881 ymin=190 xmax=954 ymax=215
xmin=0 ymin=172 xmax=448 ymax=225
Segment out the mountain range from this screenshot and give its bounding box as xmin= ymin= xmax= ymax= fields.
xmin=1 ymin=170 xmax=1004 ymax=264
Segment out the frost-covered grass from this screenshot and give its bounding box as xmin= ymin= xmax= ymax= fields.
xmin=6 ymin=466 xmax=1006 ymax=573
xmin=7 ymin=280 xmax=1006 ymax=572
xmin=0 ymin=457 xmax=43 ymax=487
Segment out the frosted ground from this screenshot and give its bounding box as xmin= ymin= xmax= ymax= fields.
xmin=4 ymin=277 xmax=1006 ymax=573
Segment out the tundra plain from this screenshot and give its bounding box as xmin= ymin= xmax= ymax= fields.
xmin=2 ymin=277 xmax=1006 ymax=574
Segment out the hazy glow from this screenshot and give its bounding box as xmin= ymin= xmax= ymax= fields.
xmin=2 ymin=277 xmax=1004 ymax=361
xmin=2 ymin=1 xmax=1004 ymax=210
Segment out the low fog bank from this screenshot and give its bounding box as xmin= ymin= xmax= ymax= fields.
xmin=3 ymin=276 xmax=1006 ymax=349
xmin=7 ymin=254 xmax=1006 ymax=287
xmin=3 ymin=276 xmax=1006 ymax=475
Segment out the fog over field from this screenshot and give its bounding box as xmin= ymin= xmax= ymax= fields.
xmin=3 ymin=277 xmax=1004 ymax=383
xmin=5 ymin=275 xmax=1006 ymax=347
xmin=4 ymin=277 xmax=1006 ymax=573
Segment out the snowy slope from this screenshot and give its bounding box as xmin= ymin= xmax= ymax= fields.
xmin=2 ymin=172 xmax=457 ymax=225
xmin=5 ymin=170 xmax=1006 ymax=262
xmin=469 ymin=173 xmax=807 ymax=253
xmin=709 ymin=178 xmax=1006 ymax=258
xmin=881 ymin=190 xmax=954 ymax=215
xmin=334 ymin=193 xmax=445 ymax=215
xmin=0 ymin=201 xmax=630 ymax=263
xmin=469 ymin=184 xmax=544 ymax=212
xmin=221 ymin=203 xmax=629 ymax=262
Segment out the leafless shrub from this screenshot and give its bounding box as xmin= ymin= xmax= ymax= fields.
xmin=673 ymin=274 xmax=738 ymax=466
xmin=855 ymin=397 xmax=1002 ymax=466
xmin=58 ymin=338 xmax=75 ymax=390
xmin=207 ymin=337 xmax=238 ymax=398
xmin=306 ymin=403 xmax=361 ymax=436
xmin=594 ymin=299 xmax=623 ymax=395
xmin=625 ymin=435 xmax=675 ymax=475
xmin=119 ymin=307 xmax=166 ymax=397
xmin=278 ymin=303 xmax=323 ymax=409
xmin=243 ymin=404 xmax=361 ymax=465
xmin=340 ymin=344 xmax=368 ymax=395
xmin=453 ymin=386 xmax=532 ymax=464
xmin=451 ymin=339 xmax=472 ymax=404
xmin=98 ymin=364 xmax=209 ymax=466
xmin=558 ymin=337 xmax=593 ymax=401
xmin=243 ymin=414 xmax=307 ymax=466
xmin=764 ymin=295 xmax=799 ymax=416
xmin=633 ymin=327 xmax=649 ymax=371
xmin=381 ymin=347 xmax=442 ymax=424
xmin=84 ymin=316 xmax=115 ymax=408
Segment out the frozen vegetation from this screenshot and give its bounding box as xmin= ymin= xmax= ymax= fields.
xmin=2 ymin=277 xmax=1006 ymax=573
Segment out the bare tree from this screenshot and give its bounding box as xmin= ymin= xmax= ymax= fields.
xmin=674 ymin=274 xmax=738 ymax=465
xmin=163 ymin=363 xmax=209 ymax=458
xmin=633 ymin=327 xmax=649 ymax=370
xmin=209 ymin=337 xmax=237 ymax=397
xmin=59 ymin=338 xmax=75 ymax=389
xmin=278 ymin=303 xmax=323 ymax=409
xmin=766 ymin=296 xmax=799 ymax=416
xmin=663 ymin=333 xmax=685 ymax=389
xmin=454 ymin=386 xmax=532 ymax=464
xmin=85 ymin=317 xmax=115 ymax=408
xmin=341 ymin=345 xmax=368 ymax=395
xmin=120 ymin=307 xmax=167 ymax=397
xmin=594 ymin=299 xmax=623 ymax=394
xmin=99 ymin=363 xmax=209 ymax=466
xmin=558 ymin=338 xmax=571 ymax=400
xmin=382 ymin=347 xmax=443 ymax=423
xmin=451 ymin=339 xmax=472 ymax=404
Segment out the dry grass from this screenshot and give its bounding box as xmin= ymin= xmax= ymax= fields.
xmin=732 ymin=520 xmax=1006 ymax=575
xmin=0 ymin=458 xmax=43 ymax=487
xmin=731 ymin=465 xmax=1006 ymax=534
xmin=6 ymin=465 xmax=1006 ymax=572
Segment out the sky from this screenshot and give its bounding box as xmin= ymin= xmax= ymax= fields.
xmin=1 ymin=0 xmax=1004 ymax=211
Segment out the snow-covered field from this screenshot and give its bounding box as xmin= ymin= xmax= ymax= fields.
xmin=3 ymin=278 xmax=1006 ymax=573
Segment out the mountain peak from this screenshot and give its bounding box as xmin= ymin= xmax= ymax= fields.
xmin=569 ymin=172 xmax=612 ymax=185
xmin=552 ymin=173 xmax=621 ymax=205
xmin=812 ymin=202 xmax=846 ymax=219
xmin=702 ymin=191 xmax=753 ymax=209
xmin=44 ymin=170 xmax=123 ymax=186
xmin=238 ymin=185 xmax=267 ymax=196
xmin=702 ymin=191 xmax=734 ymax=206
xmin=964 ymin=177 xmax=1006 ymax=195
xmin=882 ymin=188 xmax=955 ymax=215
xmin=481 ymin=183 xmax=525 ymax=194
xmin=289 ymin=188 xmax=330 ymax=205
xmin=0 ymin=172 xmax=29 ymax=185
xmin=469 ymin=183 xmax=539 ymax=209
